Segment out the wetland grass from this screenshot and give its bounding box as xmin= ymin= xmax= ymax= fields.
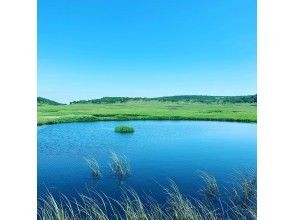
xmin=109 ymin=152 xmax=131 ymax=182
xmin=84 ymin=158 xmax=101 ymax=179
xmin=114 ymin=126 xmax=135 ymax=133
xmin=38 ymin=179 xmax=257 ymax=220
xmin=37 ymin=99 xmax=257 ymax=125
xmin=241 ymin=177 xmax=256 ymax=203
xmin=232 ymin=171 xmax=257 ymax=206
xmin=38 ymin=192 xmax=76 ymax=220
xmin=38 ymin=173 xmax=256 ymax=220
xmin=199 ymin=172 xmax=219 ymax=198
xmin=120 ymin=189 xmax=149 ymax=220
xmin=165 ymin=181 xmax=203 ymax=219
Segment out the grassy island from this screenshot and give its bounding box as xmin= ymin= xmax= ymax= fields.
xmin=115 ymin=126 xmax=135 ymax=133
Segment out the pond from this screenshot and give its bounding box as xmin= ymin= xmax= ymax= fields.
xmin=38 ymin=120 xmax=256 ymax=205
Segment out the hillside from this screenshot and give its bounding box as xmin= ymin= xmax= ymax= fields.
xmin=37 ymin=97 xmax=64 ymax=105
xmin=70 ymin=95 xmax=257 ymax=104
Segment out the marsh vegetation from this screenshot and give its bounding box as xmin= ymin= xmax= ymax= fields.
xmin=115 ymin=126 xmax=135 ymax=133
xmin=37 ymin=99 xmax=257 ymax=125
xmin=199 ymin=171 xmax=219 ymax=198
xmin=84 ymin=157 xmax=101 ymax=179
xmin=38 ymin=173 xmax=256 ymax=220
xmin=110 ymin=152 xmax=131 ymax=183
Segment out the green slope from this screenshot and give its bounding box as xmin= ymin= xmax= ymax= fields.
xmin=70 ymin=95 xmax=257 ymax=104
xmin=37 ymin=97 xmax=64 ymax=106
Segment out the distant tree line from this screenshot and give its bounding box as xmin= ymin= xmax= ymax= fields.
xmin=69 ymin=95 xmax=257 ymax=104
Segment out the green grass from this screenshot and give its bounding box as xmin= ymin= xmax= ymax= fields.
xmin=37 ymin=101 xmax=257 ymax=125
xmin=115 ymin=126 xmax=135 ymax=133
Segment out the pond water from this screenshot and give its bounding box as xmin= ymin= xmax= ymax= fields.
xmin=38 ymin=121 xmax=256 ymax=203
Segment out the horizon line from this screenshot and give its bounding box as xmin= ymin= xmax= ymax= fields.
xmin=38 ymin=94 xmax=257 ymax=104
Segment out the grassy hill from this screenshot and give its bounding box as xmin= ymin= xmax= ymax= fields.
xmin=70 ymin=95 xmax=257 ymax=104
xmin=37 ymin=97 xmax=64 ymax=106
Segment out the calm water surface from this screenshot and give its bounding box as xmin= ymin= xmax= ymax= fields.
xmin=38 ymin=121 xmax=256 ymax=201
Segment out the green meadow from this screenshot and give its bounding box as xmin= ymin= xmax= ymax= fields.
xmin=37 ymin=101 xmax=256 ymax=125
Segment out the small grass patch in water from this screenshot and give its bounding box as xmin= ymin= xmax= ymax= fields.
xmin=110 ymin=152 xmax=131 ymax=182
xmin=84 ymin=157 xmax=101 ymax=179
xmin=114 ymin=126 xmax=135 ymax=133
xmin=199 ymin=172 xmax=219 ymax=198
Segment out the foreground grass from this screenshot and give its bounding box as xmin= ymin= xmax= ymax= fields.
xmin=37 ymin=101 xmax=257 ymax=125
xmin=38 ymin=173 xmax=256 ymax=220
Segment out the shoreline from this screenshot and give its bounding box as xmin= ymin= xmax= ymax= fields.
xmin=37 ymin=117 xmax=257 ymax=126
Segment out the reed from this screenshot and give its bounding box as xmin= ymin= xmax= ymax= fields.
xmin=232 ymin=170 xmax=257 ymax=205
xmin=120 ymin=189 xmax=149 ymax=220
xmin=84 ymin=157 xmax=102 ymax=179
xmin=38 ymin=193 xmax=76 ymax=220
xmin=38 ymin=173 xmax=257 ymax=220
xmin=165 ymin=180 xmax=201 ymax=219
xmin=109 ymin=152 xmax=131 ymax=182
xmin=241 ymin=177 xmax=256 ymax=202
xmin=227 ymin=171 xmax=257 ymax=219
xmin=199 ymin=172 xmax=219 ymax=198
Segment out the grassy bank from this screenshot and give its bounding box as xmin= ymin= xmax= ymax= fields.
xmin=37 ymin=101 xmax=257 ymax=125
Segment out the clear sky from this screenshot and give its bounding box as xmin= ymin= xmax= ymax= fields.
xmin=38 ymin=0 xmax=256 ymax=103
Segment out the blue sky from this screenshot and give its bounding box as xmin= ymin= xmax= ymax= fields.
xmin=38 ymin=0 xmax=256 ymax=103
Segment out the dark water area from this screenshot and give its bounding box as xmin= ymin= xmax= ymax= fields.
xmin=38 ymin=121 xmax=256 ymax=205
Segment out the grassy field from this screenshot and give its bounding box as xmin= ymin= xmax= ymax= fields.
xmin=37 ymin=101 xmax=256 ymax=125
